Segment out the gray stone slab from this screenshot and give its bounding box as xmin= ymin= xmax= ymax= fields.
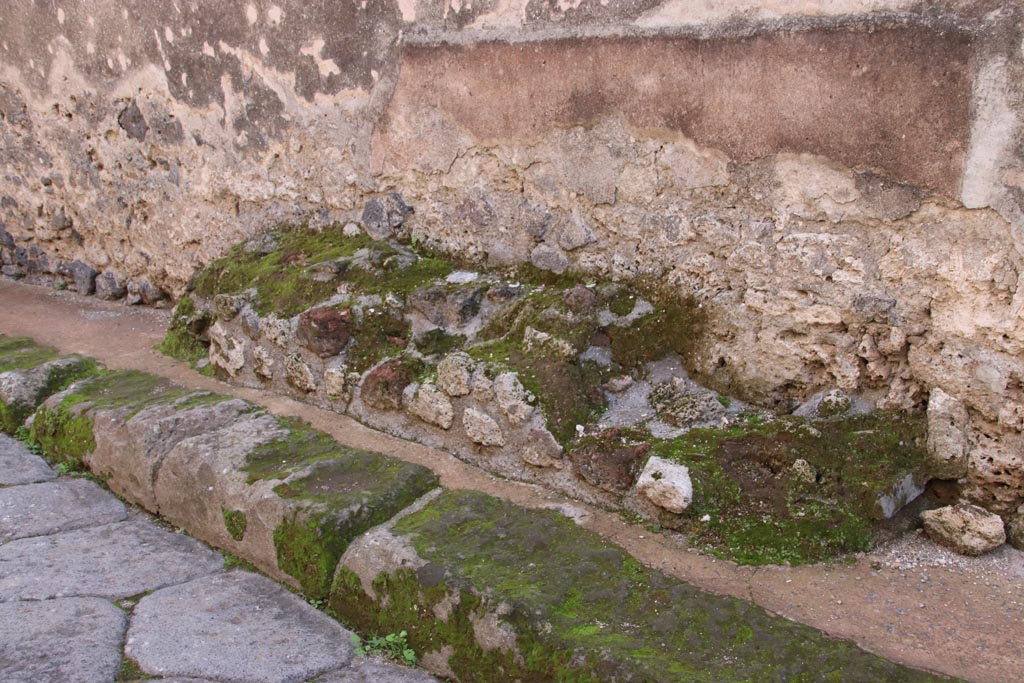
xmin=0 ymin=433 xmax=55 ymax=485
xmin=0 ymin=519 xmax=224 ymax=601
xmin=127 ymin=571 xmax=355 ymax=683
xmin=0 ymin=479 xmax=126 ymax=543
xmin=0 ymin=597 xmax=126 ymax=683
xmin=317 ymin=658 xmax=440 ymax=682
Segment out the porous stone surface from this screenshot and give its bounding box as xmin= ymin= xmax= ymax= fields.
xmin=926 ymin=388 xmax=970 ymax=479
xmin=126 ymin=571 xmax=355 ymax=683
xmin=0 ymin=433 xmax=56 ymax=484
xmin=570 ymin=436 xmax=649 ymax=493
xmin=406 ymin=383 xmax=454 ymax=430
xmin=297 ymin=307 xmax=352 ymax=357
xmin=921 ymin=503 xmax=1007 ymax=556
xmin=0 ymin=597 xmax=126 ymax=683
xmin=635 ymin=455 xmax=693 ymax=513
xmin=0 ymin=519 xmax=223 ymax=601
xmin=436 ymin=353 xmax=473 ymax=397
xmin=462 ymin=408 xmax=504 ymax=447
xmin=0 ymin=479 xmax=127 ymax=543
xmin=1007 ymin=509 xmax=1024 ymax=551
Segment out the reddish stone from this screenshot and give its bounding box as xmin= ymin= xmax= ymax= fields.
xmin=361 ymin=359 xmax=414 ymax=411
xmin=296 ymin=307 xmax=352 ymax=357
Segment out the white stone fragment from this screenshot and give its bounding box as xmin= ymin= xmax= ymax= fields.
xmin=635 ymin=456 xmax=692 ymax=514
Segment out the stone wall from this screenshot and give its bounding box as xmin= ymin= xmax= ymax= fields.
xmin=2 ymin=2 xmax=1024 ymax=516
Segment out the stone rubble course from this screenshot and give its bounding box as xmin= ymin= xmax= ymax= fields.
xmin=0 ymin=597 xmax=126 ymax=683
xmin=126 ymin=571 xmax=356 ymax=683
xmin=0 ymin=519 xmax=224 ymax=601
xmin=162 ymin=230 xmax=952 ymax=566
xmin=0 ymin=478 xmax=127 ymax=543
xmin=0 ymin=433 xmax=56 ymax=484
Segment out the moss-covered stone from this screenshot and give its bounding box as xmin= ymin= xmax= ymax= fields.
xmin=222 ymin=508 xmax=248 ymax=541
xmin=155 ymin=294 xmax=211 ymax=365
xmin=28 ymin=369 xmax=230 ymax=471
xmin=272 ymin=451 xmax=438 ymax=598
xmin=192 ymin=226 xmax=450 ymax=317
xmin=650 ymin=411 xmax=928 ymax=565
xmin=243 ymin=416 xmax=439 ymax=598
xmin=0 ymin=355 xmax=99 ymax=433
xmin=0 ymin=336 xmax=59 ymax=373
xmin=329 ymin=490 xmax=954 ymax=683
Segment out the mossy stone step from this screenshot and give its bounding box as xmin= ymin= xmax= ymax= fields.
xmin=330 ymin=490 xmax=955 ymax=683
xmin=26 ymin=366 xmax=438 ymax=599
xmin=0 ymin=334 xmax=99 ymax=432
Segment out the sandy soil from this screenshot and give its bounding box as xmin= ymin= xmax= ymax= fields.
xmin=1 ymin=278 xmax=1021 ymax=683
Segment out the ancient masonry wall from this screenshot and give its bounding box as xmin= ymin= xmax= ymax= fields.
xmin=1 ymin=2 xmax=1024 ymax=514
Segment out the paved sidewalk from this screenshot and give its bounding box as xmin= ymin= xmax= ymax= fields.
xmin=0 ymin=433 xmax=436 ymax=683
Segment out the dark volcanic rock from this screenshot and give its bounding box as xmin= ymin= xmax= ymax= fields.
xmin=296 ymin=306 xmax=353 ymax=357
xmin=361 ymin=192 xmax=413 ymax=240
xmin=94 ymin=272 xmax=127 ymax=300
xmin=68 ymin=260 xmax=98 ymax=295
xmin=117 ymin=100 xmax=149 ymax=141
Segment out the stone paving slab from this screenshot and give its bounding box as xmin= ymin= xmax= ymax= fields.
xmin=317 ymin=658 xmax=439 ymax=682
xmin=0 ymin=478 xmax=126 ymax=543
xmin=0 ymin=596 xmax=126 ymax=683
xmin=0 ymin=433 xmax=56 ymax=485
xmin=0 ymin=519 xmax=224 ymax=601
xmin=127 ymin=571 xmax=356 ymax=683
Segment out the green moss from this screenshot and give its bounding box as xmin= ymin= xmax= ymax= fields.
xmin=0 ymin=356 xmax=99 ymax=433
xmin=0 ymin=336 xmax=59 ymax=373
xmin=241 ymin=416 xmax=341 ymax=484
xmin=192 ymin=226 xmax=451 ymax=317
xmin=328 ymin=490 xmax=951 ymax=683
xmin=222 ymin=508 xmax=248 ymax=541
xmin=607 ymin=299 xmax=704 ymax=372
xmin=29 ymin=403 xmax=96 ymax=471
xmin=414 ymin=328 xmax=466 ymax=357
xmin=156 ymin=294 xmax=211 ymax=365
xmin=267 ymin=429 xmax=438 ymax=598
xmin=650 ymin=411 xmax=928 ymax=565
xmin=26 ymin=369 xmax=220 ymax=470
xmin=274 ymin=513 xmax=347 ymax=599
xmin=346 ymin=310 xmax=411 ymax=374
xmin=606 ymin=290 xmax=636 ymax=317
xmin=116 ymin=655 xmax=155 ymax=681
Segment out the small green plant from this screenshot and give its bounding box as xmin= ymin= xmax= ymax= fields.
xmin=13 ymin=425 xmax=42 ymax=454
xmin=351 ymin=630 xmax=417 ymax=666
xmin=54 ymin=281 xmax=67 ymax=291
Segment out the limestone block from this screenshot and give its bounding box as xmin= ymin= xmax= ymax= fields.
xmin=407 ymin=383 xmax=455 ymax=430
xmin=926 ymin=388 xmax=969 ymax=479
xmin=493 ymin=373 xmax=533 ymax=426
xmin=437 ymin=352 xmax=474 ymax=397
xmin=463 ymin=408 xmax=504 ymax=447
xmin=208 ymin=322 xmax=246 ymax=377
xmin=635 ymin=456 xmax=693 ymax=514
xmin=921 ymin=503 xmax=1005 ymax=556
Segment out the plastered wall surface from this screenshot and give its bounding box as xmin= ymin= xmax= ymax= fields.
xmin=2 ymin=1 xmax=1024 ymax=517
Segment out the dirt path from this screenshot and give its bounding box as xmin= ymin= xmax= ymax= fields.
xmin=1 ymin=278 xmax=1021 ymax=683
